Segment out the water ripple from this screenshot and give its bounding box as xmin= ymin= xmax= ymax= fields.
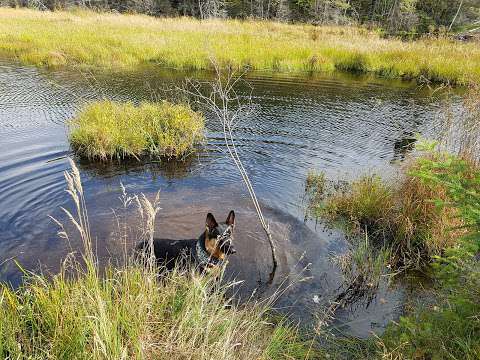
xmin=0 ymin=61 xmax=456 ymax=298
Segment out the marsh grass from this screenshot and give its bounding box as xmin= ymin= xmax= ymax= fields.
xmin=306 ymin=158 xmax=462 ymax=271
xmin=1 ymin=8 xmax=480 ymax=84
xmin=331 ymin=235 xmax=390 ymax=308
xmin=68 ymin=100 xmax=204 ymax=161
xmin=0 ymin=159 xmax=313 ymax=359
xmin=308 ymin=154 xmax=480 ymax=359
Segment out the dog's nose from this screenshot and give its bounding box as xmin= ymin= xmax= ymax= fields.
xmin=230 ymin=247 xmax=237 ymax=255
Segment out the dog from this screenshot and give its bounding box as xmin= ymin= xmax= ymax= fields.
xmin=136 ymin=210 xmax=236 ymax=272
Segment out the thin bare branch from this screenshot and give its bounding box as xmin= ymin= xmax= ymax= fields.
xmin=181 ymin=59 xmax=278 ymax=282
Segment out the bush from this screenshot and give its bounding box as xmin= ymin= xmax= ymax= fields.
xmin=380 ymin=252 xmax=480 ymax=360
xmin=69 ymin=100 xmax=204 ymax=161
xmin=378 ymin=155 xmax=480 ymax=359
xmin=307 ymin=154 xmax=480 ymax=359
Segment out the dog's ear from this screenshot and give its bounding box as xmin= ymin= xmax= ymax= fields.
xmin=206 ymin=213 xmax=218 ymax=230
xmin=226 ymin=210 xmax=235 ymax=226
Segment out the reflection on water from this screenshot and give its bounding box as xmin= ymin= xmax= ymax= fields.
xmin=0 ymin=61 xmax=463 ymax=336
xmin=76 ymin=153 xmax=202 ymax=180
xmin=392 ymin=133 xmax=417 ymax=162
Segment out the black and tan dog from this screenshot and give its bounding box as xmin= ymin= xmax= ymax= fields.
xmin=137 ymin=210 xmax=236 ymax=272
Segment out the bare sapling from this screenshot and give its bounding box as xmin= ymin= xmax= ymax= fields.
xmin=182 ymin=60 xmax=278 ymax=282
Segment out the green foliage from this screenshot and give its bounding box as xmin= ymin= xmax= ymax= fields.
xmin=378 ymin=155 xmax=480 ymax=360
xmin=414 ymin=155 xmax=480 ymax=248
xmin=306 ymin=157 xmax=464 ymax=270
xmin=264 ymin=324 xmax=313 ymax=359
xmin=380 ymin=244 xmax=480 ymax=359
xmin=68 ymin=100 xmax=204 ymax=161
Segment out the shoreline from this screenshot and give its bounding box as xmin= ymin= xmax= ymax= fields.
xmin=1 ymin=8 xmax=479 ymax=85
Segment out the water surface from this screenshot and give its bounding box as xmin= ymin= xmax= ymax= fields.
xmin=0 ymin=62 xmax=457 ymax=336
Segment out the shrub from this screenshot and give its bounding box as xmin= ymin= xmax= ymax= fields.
xmin=380 ymin=154 xmax=480 ymax=359
xmin=380 ymin=252 xmax=480 ymax=360
xmin=69 ymin=100 xmax=204 ymax=161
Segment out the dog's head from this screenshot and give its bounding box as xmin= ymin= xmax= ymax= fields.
xmin=204 ymin=210 xmax=236 ymax=260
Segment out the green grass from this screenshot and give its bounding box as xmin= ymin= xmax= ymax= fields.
xmin=68 ymin=100 xmax=204 ymax=161
xmin=0 ymin=264 xmax=315 ymax=359
xmin=0 ymin=160 xmax=314 ymax=359
xmin=1 ymin=8 xmax=480 ymax=84
xmin=0 ymin=265 xmax=315 ymax=359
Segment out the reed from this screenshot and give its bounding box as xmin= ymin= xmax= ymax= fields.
xmin=1 ymin=8 xmax=479 ymax=84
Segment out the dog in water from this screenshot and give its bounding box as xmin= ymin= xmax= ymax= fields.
xmin=136 ymin=210 xmax=236 ymax=272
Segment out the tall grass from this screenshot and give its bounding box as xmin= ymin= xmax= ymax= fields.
xmin=1 ymin=8 xmax=480 ymax=84
xmin=0 ymin=159 xmax=313 ymax=359
xmin=68 ymin=100 xmax=204 ymax=161
xmin=306 ymin=157 xmax=463 ymax=271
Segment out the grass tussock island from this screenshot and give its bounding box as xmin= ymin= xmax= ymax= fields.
xmin=1 ymin=8 xmax=480 ymax=85
xmin=306 ymin=158 xmax=462 ymax=271
xmin=68 ymin=100 xmax=204 ymax=161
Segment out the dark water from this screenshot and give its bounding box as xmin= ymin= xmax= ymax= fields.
xmin=0 ymin=62 xmax=456 ymax=336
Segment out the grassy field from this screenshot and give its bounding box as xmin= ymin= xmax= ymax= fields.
xmin=69 ymin=100 xmax=204 ymax=161
xmin=0 ymin=8 xmax=479 ymax=84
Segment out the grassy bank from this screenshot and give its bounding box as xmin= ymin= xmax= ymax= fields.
xmin=306 ymin=152 xmax=480 ymax=359
xmin=0 ymin=160 xmax=313 ymax=359
xmin=1 ymin=8 xmax=480 ymax=84
xmin=1 ymin=265 xmax=313 ymax=359
xmin=305 ymin=157 xmax=462 ymax=271
xmin=69 ymin=100 xmax=204 ymax=161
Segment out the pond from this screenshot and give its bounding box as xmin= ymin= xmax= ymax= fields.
xmin=0 ymin=61 xmax=458 ymax=337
